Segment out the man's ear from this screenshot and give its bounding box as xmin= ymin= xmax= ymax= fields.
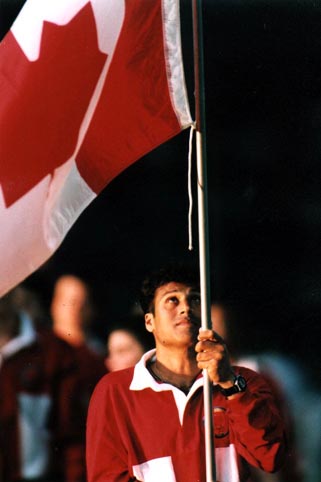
xmin=145 ymin=312 xmax=154 ymax=333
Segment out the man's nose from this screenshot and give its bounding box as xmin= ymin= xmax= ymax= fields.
xmin=179 ymin=298 xmax=190 ymax=314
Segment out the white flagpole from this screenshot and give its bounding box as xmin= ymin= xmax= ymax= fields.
xmin=192 ymin=1 xmax=216 ymax=481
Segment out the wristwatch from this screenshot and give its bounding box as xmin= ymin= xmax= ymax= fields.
xmin=218 ymin=374 xmax=247 ymax=397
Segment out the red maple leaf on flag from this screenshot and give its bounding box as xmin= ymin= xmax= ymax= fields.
xmin=0 ymin=3 xmax=107 ymax=207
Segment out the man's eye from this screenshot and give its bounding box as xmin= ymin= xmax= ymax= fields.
xmin=190 ymin=296 xmax=201 ymax=305
xmin=167 ymin=296 xmax=178 ymax=304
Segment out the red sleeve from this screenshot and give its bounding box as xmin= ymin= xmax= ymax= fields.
xmin=86 ymin=375 xmax=132 ymax=482
xmin=226 ymin=366 xmax=287 ymax=473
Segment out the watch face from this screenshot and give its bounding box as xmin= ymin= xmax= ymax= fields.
xmin=236 ymin=375 xmax=247 ymax=391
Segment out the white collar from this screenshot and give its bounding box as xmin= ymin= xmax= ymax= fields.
xmin=130 ymin=349 xmax=163 ymax=391
xmin=130 ymin=348 xmax=204 ymax=394
xmin=130 ymin=349 xmax=204 ymax=425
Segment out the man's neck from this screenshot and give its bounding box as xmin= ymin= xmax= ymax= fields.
xmin=53 ymin=322 xmax=85 ymax=347
xmin=149 ymin=346 xmax=201 ymax=394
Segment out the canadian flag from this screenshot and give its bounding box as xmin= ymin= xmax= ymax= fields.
xmin=0 ymin=0 xmax=192 ymax=296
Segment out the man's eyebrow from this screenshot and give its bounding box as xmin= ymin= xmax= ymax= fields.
xmin=160 ymin=289 xmax=180 ymax=298
xmin=188 ymin=288 xmax=201 ymax=295
xmin=159 ymin=288 xmax=192 ymax=301
xmin=159 ymin=287 xmax=200 ymax=299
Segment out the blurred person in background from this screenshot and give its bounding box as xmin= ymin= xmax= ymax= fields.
xmin=0 ymin=293 xmax=85 ymax=482
xmin=50 ymin=275 xmax=106 ymax=457
xmin=105 ymin=316 xmax=154 ymax=372
xmin=51 ymin=274 xmax=104 ymax=354
xmin=50 ymin=274 xmax=106 ymax=388
xmin=211 ymin=302 xmax=318 ymax=482
xmin=8 ymin=284 xmax=49 ymax=330
xmin=11 ymin=278 xmax=106 ymax=479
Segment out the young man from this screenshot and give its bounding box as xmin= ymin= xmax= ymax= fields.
xmin=86 ymin=266 xmax=286 ymax=482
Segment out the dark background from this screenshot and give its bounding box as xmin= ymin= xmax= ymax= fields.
xmin=2 ymin=0 xmax=321 ymax=384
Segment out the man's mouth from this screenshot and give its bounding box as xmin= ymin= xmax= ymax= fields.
xmin=176 ymin=317 xmax=200 ymax=327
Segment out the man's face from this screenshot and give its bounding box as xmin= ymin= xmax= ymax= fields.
xmin=145 ymin=282 xmax=201 ymax=349
xmin=105 ymin=329 xmax=145 ymax=372
xmin=51 ymin=276 xmax=88 ymax=327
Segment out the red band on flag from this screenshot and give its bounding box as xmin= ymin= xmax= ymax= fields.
xmin=76 ymin=0 xmax=183 ymax=193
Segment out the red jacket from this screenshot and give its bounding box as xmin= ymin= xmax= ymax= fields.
xmin=86 ymin=350 xmax=286 ymax=482
xmin=0 ymin=327 xmax=84 ymax=482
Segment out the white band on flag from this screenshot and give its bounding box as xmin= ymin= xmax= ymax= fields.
xmin=162 ymin=0 xmax=192 ymax=128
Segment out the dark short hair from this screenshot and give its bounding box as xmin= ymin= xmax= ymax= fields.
xmin=0 ymin=296 xmax=20 ymax=338
xmin=106 ymin=315 xmax=154 ymax=354
xmin=139 ymin=264 xmax=200 ymax=314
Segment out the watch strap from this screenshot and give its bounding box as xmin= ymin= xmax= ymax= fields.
xmin=218 ymin=374 xmax=247 ymax=397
